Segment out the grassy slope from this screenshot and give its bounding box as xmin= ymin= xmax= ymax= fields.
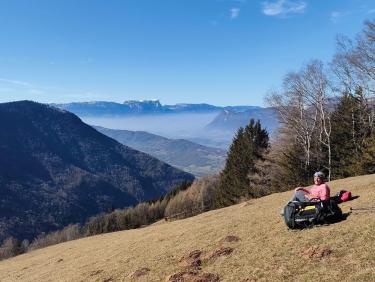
xmin=0 ymin=174 xmax=374 ymax=282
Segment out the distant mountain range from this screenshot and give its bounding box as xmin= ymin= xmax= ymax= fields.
xmin=0 ymin=101 xmax=194 ymax=241
xmin=52 ymin=100 xmax=265 ymax=116
xmin=94 ymin=126 xmax=227 ymax=177
xmin=53 ymin=100 xmax=280 ymax=150
xmin=206 ymin=107 xmax=279 ymax=134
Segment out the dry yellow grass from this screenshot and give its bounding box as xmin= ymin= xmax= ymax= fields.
xmin=0 ymin=174 xmax=374 ymax=282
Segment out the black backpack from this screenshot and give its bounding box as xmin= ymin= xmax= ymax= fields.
xmin=283 ymin=199 xmax=343 ymax=229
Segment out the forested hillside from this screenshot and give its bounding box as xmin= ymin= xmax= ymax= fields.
xmin=95 ymin=126 xmax=226 ymax=177
xmin=0 ymin=101 xmax=194 ymax=242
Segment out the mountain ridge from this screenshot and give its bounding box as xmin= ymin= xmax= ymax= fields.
xmin=0 ymin=100 xmax=194 ymax=241
xmin=205 ymin=107 xmax=279 ymax=134
xmin=52 ymin=100 xmax=265 ymax=116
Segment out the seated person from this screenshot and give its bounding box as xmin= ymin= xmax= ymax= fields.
xmin=290 ymin=171 xmax=330 ymax=202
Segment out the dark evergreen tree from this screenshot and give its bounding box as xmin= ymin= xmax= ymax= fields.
xmin=330 ymin=89 xmax=373 ymax=178
xmin=330 ymin=93 xmax=361 ymax=178
xmin=358 ymin=133 xmax=375 ymax=174
xmin=214 ymin=119 xmax=269 ymax=208
xmin=277 ymin=136 xmax=312 ymax=187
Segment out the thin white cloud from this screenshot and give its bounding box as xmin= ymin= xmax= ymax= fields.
xmin=230 ymin=8 xmax=241 ymax=19
xmin=262 ymin=0 xmax=306 ymax=17
xmin=330 ymin=11 xmax=341 ymax=22
xmin=330 ymin=11 xmax=350 ymax=23
xmin=368 ymin=8 xmax=375 ymax=14
xmin=0 ymin=78 xmax=32 ymax=87
xmin=0 ymin=77 xmax=46 ymax=97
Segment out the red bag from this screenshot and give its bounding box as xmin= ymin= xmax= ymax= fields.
xmin=340 ymin=191 xmax=352 ymax=202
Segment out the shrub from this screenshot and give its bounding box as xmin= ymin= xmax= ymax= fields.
xmin=28 ymin=224 xmax=82 ymax=251
xmin=0 ymin=237 xmax=23 ymax=260
xmin=164 ymin=175 xmax=219 ymax=218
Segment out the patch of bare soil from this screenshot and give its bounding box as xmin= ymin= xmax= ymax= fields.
xmin=302 ymin=245 xmax=332 ymax=260
xmin=179 ymin=250 xmax=203 ymax=269
xmin=130 ymin=267 xmax=150 ymax=279
xmin=205 ymin=247 xmax=234 ymax=260
xmin=166 ymin=271 xmax=219 ymax=282
xmin=221 ymin=235 xmax=240 ymax=243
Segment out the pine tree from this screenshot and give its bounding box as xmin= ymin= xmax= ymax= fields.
xmin=330 ymin=93 xmax=361 ymax=178
xmin=275 ymin=135 xmax=312 ymax=187
xmin=358 ymin=133 xmax=375 ymax=174
xmin=330 ymin=90 xmax=373 ymax=178
xmin=214 ymin=119 xmax=269 ymax=208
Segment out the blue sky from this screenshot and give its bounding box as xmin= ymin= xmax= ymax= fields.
xmin=0 ymin=0 xmax=374 ymax=106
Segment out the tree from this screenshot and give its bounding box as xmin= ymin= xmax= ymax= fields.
xmin=267 ymin=128 xmax=313 ymax=188
xmin=330 ymin=19 xmax=375 ymax=178
xmin=214 ymin=119 xmax=269 ymax=208
xmin=267 ymin=60 xmax=334 ymax=180
xmin=359 ymin=133 xmax=375 ymax=174
xmin=330 ymin=93 xmax=362 ymax=178
xmin=332 ymin=19 xmax=375 ymax=133
xmin=0 ymin=237 xmax=23 ymax=260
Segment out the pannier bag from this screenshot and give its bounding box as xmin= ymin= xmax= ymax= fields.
xmin=283 ymin=200 xmax=343 ymax=229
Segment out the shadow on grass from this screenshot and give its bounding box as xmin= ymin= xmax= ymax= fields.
xmin=288 ymin=210 xmax=352 ymax=231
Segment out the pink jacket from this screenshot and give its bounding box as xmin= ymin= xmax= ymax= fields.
xmin=308 ymin=183 xmax=330 ymax=201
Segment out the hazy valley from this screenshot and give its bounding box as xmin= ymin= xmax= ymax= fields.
xmin=94 ymin=126 xmax=227 ymax=177
xmin=55 ymin=100 xmax=280 ymax=150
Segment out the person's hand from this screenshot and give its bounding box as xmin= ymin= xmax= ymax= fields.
xmin=305 ymin=194 xmax=317 ymax=200
xmin=295 ymin=187 xmax=303 ymax=192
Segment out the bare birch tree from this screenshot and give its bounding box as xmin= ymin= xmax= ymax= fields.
xmin=332 ymin=19 xmax=375 ymax=134
xmin=301 ymin=61 xmax=333 ymax=180
xmin=267 ymin=60 xmax=333 ymax=179
xmin=267 ymin=71 xmax=318 ymax=169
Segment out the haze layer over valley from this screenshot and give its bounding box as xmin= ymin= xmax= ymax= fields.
xmin=95 ymin=126 xmax=227 ymax=177
xmin=85 ymin=113 xmax=219 ymax=143
xmin=55 ymin=101 xmax=279 ymax=149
